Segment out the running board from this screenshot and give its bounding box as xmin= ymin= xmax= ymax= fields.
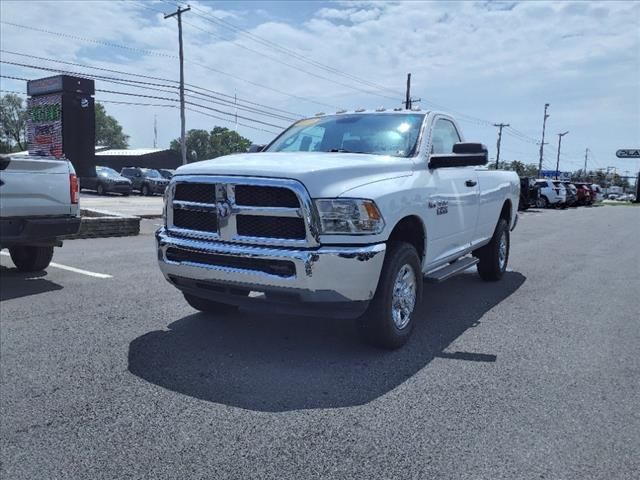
xmin=424 ymin=257 xmax=479 ymax=283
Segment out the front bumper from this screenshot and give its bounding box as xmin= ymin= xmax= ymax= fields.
xmin=156 ymin=228 xmax=386 ymax=315
xmin=106 ymin=183 xmax=132 ymax=194
xmin=149 ymin=183 xmax=168 ymax=194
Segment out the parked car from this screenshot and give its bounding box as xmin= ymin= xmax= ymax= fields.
xmin=560 ymin=182 xmax=578 ymax=207
xmin=158 ymin=169 xmax=175 ymax=180
xmin=535 ymin=179 xmax=566 ymax=208
xmin=590 ymin=184 xmax=603 ymax=202
xmin=156 ymin=109 xmax=520 ymax=349
xmin=80 ymin=166 xmax=132 ymax=196
xmin=572 ymin=182 xmax=593 ymax=205
xmin=120 ymin=167 xmax=169 ymax=196
xmin=0 ymin=154 xmax=80 ymax=271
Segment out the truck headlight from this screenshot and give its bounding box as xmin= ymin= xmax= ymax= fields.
xmin=314 ymin=199 xmax=385 ymax=234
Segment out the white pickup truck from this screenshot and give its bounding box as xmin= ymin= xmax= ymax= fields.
xmin=0 ymin=154 xmax=81 ymax=271
xmin=156 ymin=110 xmax=520 ymax=348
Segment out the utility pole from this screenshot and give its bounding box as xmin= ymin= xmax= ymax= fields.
xmin=405 ymin=73 xmax=411 ymax=109
xmin=554 ymin=131 xmax=569 ymax=179
xmin=164 ymin=5 xmax=190 ymax=165
xmin=493 ymin=123 xmax=509 ymax=170
xmin=537 ymin=103 xmax=550 ymax=178
xmin=584 ymin=148 xmax=589 ymax=179
xmin=404 ymin=73 xmax=421 ymax=109
xmin=153 ymin=114 xmax=157 ymax=149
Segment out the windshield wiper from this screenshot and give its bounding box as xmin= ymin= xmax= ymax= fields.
xmin=327 ymin=148 xmax=367 ymax=154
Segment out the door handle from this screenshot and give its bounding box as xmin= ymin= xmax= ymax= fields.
xmin=465 ymin=180 xmax=477 ymax=187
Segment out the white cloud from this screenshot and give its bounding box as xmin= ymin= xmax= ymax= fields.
xmin=0 ymin=0 xmax=638 ymax=173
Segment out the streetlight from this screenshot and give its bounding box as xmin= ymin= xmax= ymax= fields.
xmin=555 ymin=131 xmax=569 ymax=180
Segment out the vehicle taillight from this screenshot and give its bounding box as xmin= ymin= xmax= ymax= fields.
xmin=70 ymin=174 xmax=79 ymax=204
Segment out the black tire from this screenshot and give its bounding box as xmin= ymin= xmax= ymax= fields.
xmin=183 ymin=293 xmax=239 ymax=314
xmin=122 ymin=192 xmax=130 ymax=197
xmin=9 ymin=245 xmax=54 ymax=272
xmin=96 ymin=183 xmax=105 ymax=195
xmin=475 ymin=218 xmax=509 ymax=282
xmin=141 ymin=184 xmax=150 ymax=196
xmin=359 ymin=242 xmax=422 ymax=349
xmin=537 ymin=196 xmax=549 ymax=208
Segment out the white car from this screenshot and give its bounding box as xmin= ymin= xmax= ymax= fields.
xmin=590 ymin=184 xmax=603 ymax=202
xmin=535 ymin=179 xmax=567 ymax=208
xmin=156 ymin=110 xmax=520 ymax=348
xmin=0 ymin=154 xmax=81 ymax=271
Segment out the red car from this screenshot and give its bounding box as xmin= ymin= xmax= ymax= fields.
xmin=573 ymin=183 xmax=593 ymax=205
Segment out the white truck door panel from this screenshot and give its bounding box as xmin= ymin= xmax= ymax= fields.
xmin=0 ymin=156 xmax=72 ymax=217
xmin=423 ymin=116 xmax=480 ymax=265
xmin=425 ymin=167 xmax=479 ymax=263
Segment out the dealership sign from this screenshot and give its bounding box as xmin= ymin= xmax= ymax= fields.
xmin=27 ymin=94 xmax=64 ymax=157
xmin=616 ymin=149 xmax=640 ymax=158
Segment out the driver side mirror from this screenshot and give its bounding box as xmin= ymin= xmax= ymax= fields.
xmin=429 ymin=142 xmax=488 ymax=169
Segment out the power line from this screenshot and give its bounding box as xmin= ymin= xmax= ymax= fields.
xmin=0 ymin=20 xmax=337 ymax=110
xmin=158 ymin=0 xmax=404 ymax=97
xmin=0 ymin=49 xmax=302 ymax=117
xmin=0 ymin=60 xmax=295 ymax=123
xmin=1 ymin=71 xmax=287 ymax=130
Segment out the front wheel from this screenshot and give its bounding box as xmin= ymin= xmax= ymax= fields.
xmin=141 ymin=184 xmax=150 ymax=196
xmin=183 ymin=293 xmax=239 ymax=314
xmin=9 ymin=245 xmax=54 ymax=272
xmin=359 ymin=242 xmax=422 ymax=349
xmin=475 ymin=218 xmax=509 ymax=281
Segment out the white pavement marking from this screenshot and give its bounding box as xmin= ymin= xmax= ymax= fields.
xmin=0 ymin=251 xmax=113 ymax=279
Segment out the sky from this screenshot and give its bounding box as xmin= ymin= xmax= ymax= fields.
xmin=1 ymin=0 xmax=639 ymax=176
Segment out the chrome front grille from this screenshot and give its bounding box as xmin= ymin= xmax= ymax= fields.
xmin=166 ymin=176 xmax=319 ymax=247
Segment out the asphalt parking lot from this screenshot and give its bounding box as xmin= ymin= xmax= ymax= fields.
xmin=1 ymin=205 xmax=638 ymax=479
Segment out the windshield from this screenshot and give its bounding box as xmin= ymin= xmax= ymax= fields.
xmin=266 ymin=113 xmax=425 ymax=157
xmin=97 ymin=167 xmax=119 ymax=177
xmin=143 ymin=169 xmax=161 ymax=178
xmin=159 ymin=169 xmax=173 ymax=179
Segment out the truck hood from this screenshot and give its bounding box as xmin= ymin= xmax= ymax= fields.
xmin=175 ymin=152 xmax=415 ymax=197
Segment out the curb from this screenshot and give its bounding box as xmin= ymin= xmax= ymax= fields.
xmin=62 ymin=209 xmax=141 ymax=239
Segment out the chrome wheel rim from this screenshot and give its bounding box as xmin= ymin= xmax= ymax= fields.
xmin=391 ymin=264 xmax=417 ymax=330
xmin=498 ymin=231 xmax=508 ymax=271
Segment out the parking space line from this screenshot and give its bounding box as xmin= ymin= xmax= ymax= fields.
xmin=0 ymin=252 xmax=113 ymax=278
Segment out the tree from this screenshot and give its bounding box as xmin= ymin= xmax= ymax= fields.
xmin=95 ymin=103 xmax=129 ymax=148
xmin=170 ymin=127 xmax=252 ymax=162
xmin=170 ymin=129 xmax=209 ymax=162
xmin=0 ymin=94 xmax=27 ymax=153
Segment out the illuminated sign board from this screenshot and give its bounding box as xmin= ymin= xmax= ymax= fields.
xmin=27 ymin=94 xmax=63 ymax=157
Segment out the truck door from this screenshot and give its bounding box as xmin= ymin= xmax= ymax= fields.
xmin=425 ymin=118 xmax=480 ymax=263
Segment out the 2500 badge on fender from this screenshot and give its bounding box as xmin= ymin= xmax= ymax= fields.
xmin=156 ymin=109 xmax=520 ymax=349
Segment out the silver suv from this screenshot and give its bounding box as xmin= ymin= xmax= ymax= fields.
xmin=535 ymin=179 xmax=567 ymax=208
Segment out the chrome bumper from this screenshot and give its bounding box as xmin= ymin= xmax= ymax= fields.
xmin=156 ymin=228 xmax=386 ymax=303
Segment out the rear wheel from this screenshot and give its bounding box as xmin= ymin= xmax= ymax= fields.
xmin=537 ymin=196 xmax=548 ymax=208
xmin=475 ymin=218 xmax=509 ymax=281
xmin=96 ymin=183 xmax=105 ymax=195
xmin=359 ymin=242 xmax=422 ymax=349
xmin=183 ymin=293 xmax=239 ymax=314
xmin=141 ymin=184 xmax=150 ymax=196
xmin=9 ymin=245 xmax=54 ymax=272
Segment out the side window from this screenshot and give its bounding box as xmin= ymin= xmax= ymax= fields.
xmin=431 ymin=119 xmax=461 ymax=154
